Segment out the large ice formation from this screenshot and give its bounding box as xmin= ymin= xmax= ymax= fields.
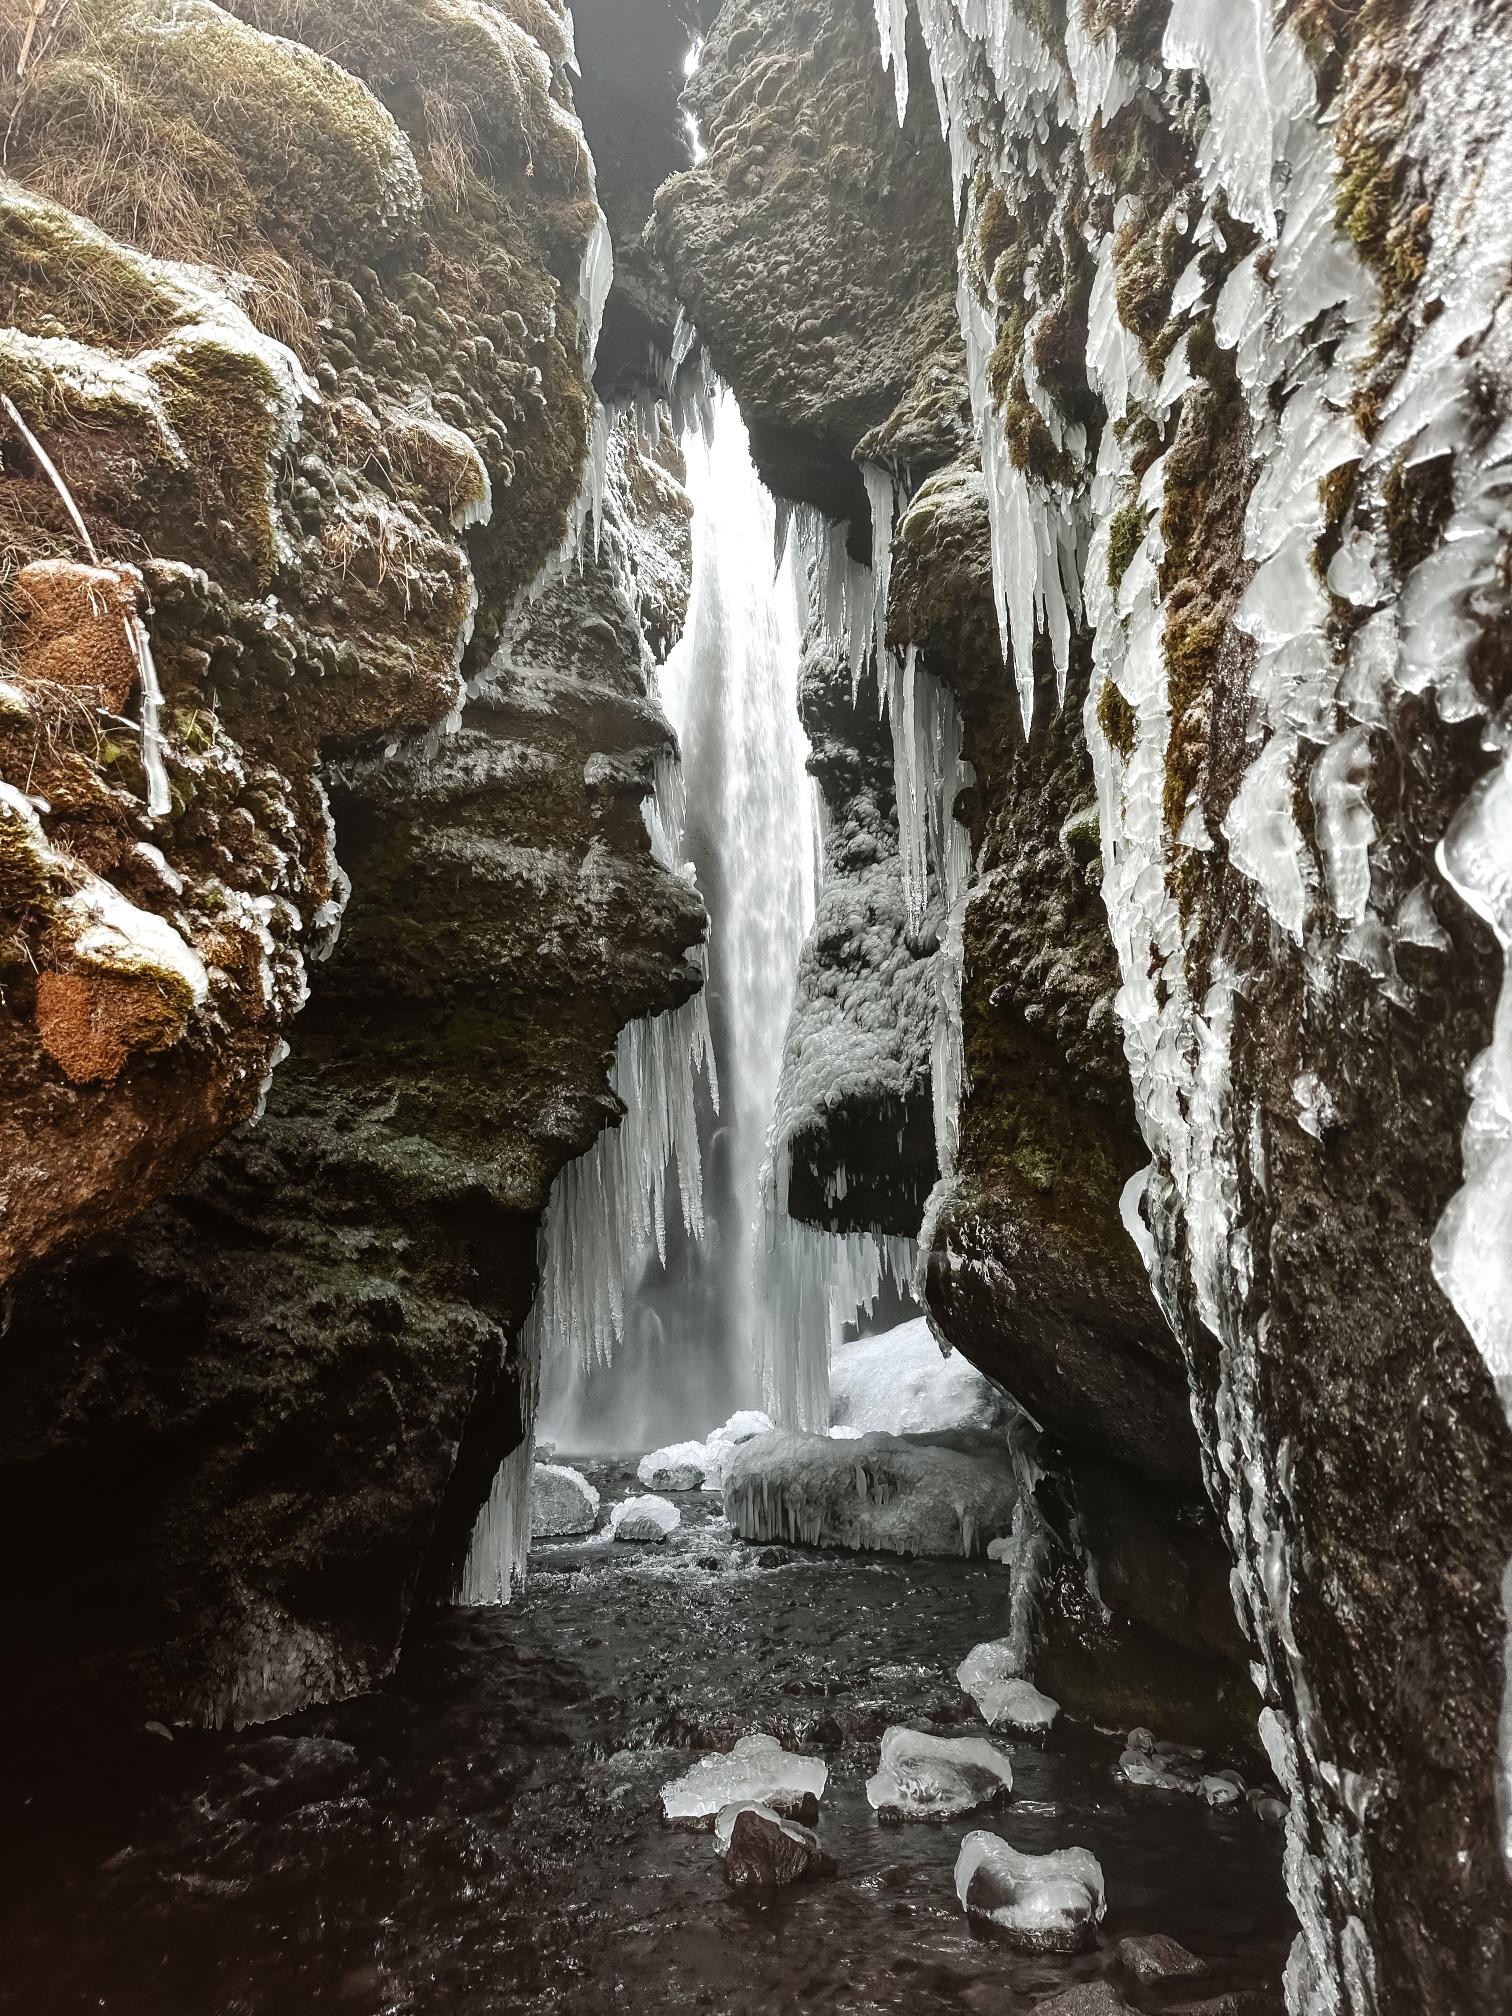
xmin=830 ymin=1317 xmax=1007 ymax=1435
xmin=530 ymin=1463 xmax=601 ymax=1539
xmin=722 ymin=1428 xmax=1017 ymax=1557
xmin=661 ymin=1733 xmax=828 ymax=1828
xmin=954 ymin=1834 xmax=1108 ymax=1954
xmin=608 ymin=1494 xmax=681 ymax=1544
xmin=866 ymin=1726 xmax=1015 ymax=1822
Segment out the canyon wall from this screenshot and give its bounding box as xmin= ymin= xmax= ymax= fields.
xmin=651 ymin=0 xmax=1512 ymax=2008
xmin=0 ymin=0 xmax=703 ymax=1724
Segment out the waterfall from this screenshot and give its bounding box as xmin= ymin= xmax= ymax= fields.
xmin=536 ymin=391 xmax=830 ymax=1453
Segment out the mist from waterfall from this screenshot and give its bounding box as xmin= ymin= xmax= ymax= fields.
xmin=539 ymin=394 xmax=821 ymax=1452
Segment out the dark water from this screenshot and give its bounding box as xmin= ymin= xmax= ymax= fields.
xmin=0 ymin=1463 xmax=1293 ymax=2014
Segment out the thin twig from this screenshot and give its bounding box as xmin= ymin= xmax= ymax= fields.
xmin=0 ymin=392 xmax=100 ymax=561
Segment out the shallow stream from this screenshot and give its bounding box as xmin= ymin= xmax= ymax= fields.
xmin=2 ymin=1463 xmax=1292 ymax=2014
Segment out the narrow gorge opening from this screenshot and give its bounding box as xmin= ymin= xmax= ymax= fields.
xmin=0 ymin=3 xmax=1509 ymax=2015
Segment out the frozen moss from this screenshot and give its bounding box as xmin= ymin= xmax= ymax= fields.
xmin=1106 ymin=501 xmax=1149 ymax=593
xmin=5 ymin=0 xmax=423 ymax=267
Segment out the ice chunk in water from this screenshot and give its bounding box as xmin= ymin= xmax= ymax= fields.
xmin=714 ymin=1801 xmax=835 ymax=1887
xmin=723 ymin=1429 xmax=1018 ymax=1559
xmin=530 ymin=1463 xmax=600 ymax=1538
xmin=661 ymin=1733 xmax=828 ymax=1829
xmin=829 ymin=1318 xmax=1007 ymax=1435
xmin=866 ymin=1726 xmax=1014 ymax=1822
xmin=957 ymin=1641 xmax=1060 ymax=1736
xmin=637 ymin=1442 xmax=710 ymax=1492
xmin=954 ymin=1834 xmax=1107 ymax=1953
xmin=608 ymin=1494 xmax=681 ymax=1544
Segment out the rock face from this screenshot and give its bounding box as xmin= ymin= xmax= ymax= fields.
xmin=649 ymin=0 xmax=967 ymax=517
xmin=771 ymin=643 xmax=938 ymax=1235
xmin=649 ymin=0 xmax=1512 ymax=2006
xmin=0 ymin=423 xmax=703 ymax=1727
xmin=0 ymin=3 xmax=706 ymax=1728
xmin=0 ymin=0 xmax=599 ymax=1283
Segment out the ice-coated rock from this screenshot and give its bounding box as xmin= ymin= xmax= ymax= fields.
xmin=608 ymin=1494 xmax=681 ymax=1544
xmin=865 ymin=1726 xmax=1013 ymax=1822
xmin=1116 ymin=1729 xmax=1241 ymax=1804
xmin=957 ymin=1640 xmax=1060 ymax=1735
xmin=530 ymin=1462 xmax=600 ymax=1538
xmin=714 ymin=1801 xmax=835 ymax=1887
xmin=707 ymin=1410 xmax=774 ymax=1450
xmin=661 ymin=1733 xmax=827 ymax=1829
xmin=829 ymin=1318 xmax=1007 ymax=1435
xmin=954 ymin=1833 xmax=1107 ymax=1953
xmin=637 ymin=1441 xmax=710 ymax=1492
xmin=722 ymin=1428 xmax=1016 ymax=1558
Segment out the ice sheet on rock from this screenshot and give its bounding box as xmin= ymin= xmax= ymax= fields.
xmin=608 ymin=1494 xmax=681 ymax=1544
xmin=637 ymin=1442 xmax=710 ymax=1492
xmin=661 ymin=1733 xmax=827 ymax=1829
xmin=714 ymin=1801 xmax=835 ymax=1887
xmin=530 ymin=1463 xmax=600 ymax=1538
xmin=866 ymin=1726 xmax=1013 ymax=1822
xmin=830 ymin=1318 xmax=1005 ymax=1435
xmin=957 ymin=1642 xmax=1060 ymax=1736
xmin=723 ymin=1428 xmax=1017 ymax=1559
xmin=955 ymin=1833 xmax=1107 ymax=1954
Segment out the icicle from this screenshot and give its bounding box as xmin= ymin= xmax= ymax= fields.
xmin=575 ymin=208 xmax=615 ymax=377
xmin=871 ymin=0 xmax=910 ymax=124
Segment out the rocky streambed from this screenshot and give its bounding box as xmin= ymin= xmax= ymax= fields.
xmin=2 ymin=1466 xmax=1291 ymax=2015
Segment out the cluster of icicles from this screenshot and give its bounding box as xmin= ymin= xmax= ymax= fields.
xmin=863 ymin=0 xmax=1512 ymax=2008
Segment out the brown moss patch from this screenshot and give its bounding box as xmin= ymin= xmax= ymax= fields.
xmin=13 ymin=559 xmax=141 ymax=711
xmin=35 ymin=964 xmax=193 ymax=1084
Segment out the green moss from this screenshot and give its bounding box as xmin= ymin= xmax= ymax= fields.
xmin=7 ymin=0 xmax=421 ymax=268
xmin=1106 ymin=501 xmax=1149 ymax=593
xmin=0 ymin=794 xmax=54 ymax=916
xmin=1113 ymin=204 xmax=1189 ymax=372
xmin=1012 ymin=1145 xmax=1058 ymax=1195
xmin=1335 ymin=135 xmax=1427 ymax=312
xmin=1096 ymin=677 xmax=1136 ymax=758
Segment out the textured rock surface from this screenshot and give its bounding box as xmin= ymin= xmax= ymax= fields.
xmin=0 ymin=3 xmax=705 ymax=1729
xmin=0 ymin=434 xmax=703 ymax=1726
xmin=773 ymin=642 xmax=938 ymax=1235
xmin=649 ymin=0 xmax=967 ymax=519
xmin=0 ymin=0 xmax=601 ymax=1284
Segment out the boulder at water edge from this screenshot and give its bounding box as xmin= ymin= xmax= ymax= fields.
xmin=608 ymin=1495 xmax=681 ymax=1544
xmin=954 ymin=1833 xmax=1106 ymax=1953
xmin=530 ymin=1463 xmax=600 ymax=1538
xmin=714 ymin=1802 xmax=835 ymax=1888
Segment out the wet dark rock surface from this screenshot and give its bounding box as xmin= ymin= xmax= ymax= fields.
xmin=1 ymin=1470 xmax=1290 ymax=2015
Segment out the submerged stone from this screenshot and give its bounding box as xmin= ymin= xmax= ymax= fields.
xmin=714 ymin=1801 xmax=835 ymax=1888
xmin=1117 ymin=1932 xmax=1208 ymax=1983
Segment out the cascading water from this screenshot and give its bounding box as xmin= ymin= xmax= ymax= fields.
xmin=537 ymin=392 xmax=824 ymax=1452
